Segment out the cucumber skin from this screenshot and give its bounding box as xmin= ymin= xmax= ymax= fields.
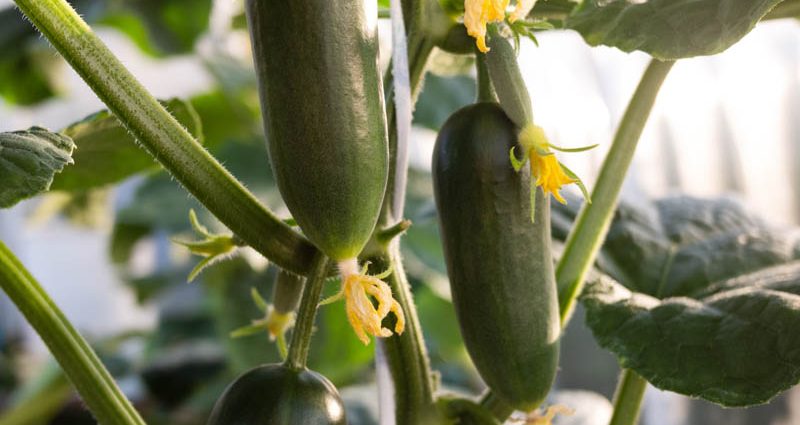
xmin=432 ymin=103 xmax=560 ymax=411
xmin=246 ymin=0 xmax=389 ymax=261
xmin=207 ymin=364 xmax=346 ymax=425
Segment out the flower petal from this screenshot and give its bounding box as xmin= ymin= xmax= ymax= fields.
xmin=464 ymin=0 xmax=510 ymax=52
xmin=391 ymin=300 xmax=406 ymax=334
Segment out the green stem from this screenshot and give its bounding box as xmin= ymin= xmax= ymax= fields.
xmin=285 ymin=253 xmax=330 ymax=370
xmin=13 ymin=0 xmax=318 ymax=276
xmin=485 ymin=28 xmax=534 ymax=127
xmin=370 ymin=245 xmax=438 ymax=425
xmin=608 ymin=369 xmax=648 ymax=425
xmin=764 ymin=0 xmax=800 ymax=20
xmin=556 ymin=59 xmax=675 ymax=325
xmin=0 ymin=241 xmax=145 ymax=425
xmin=0 ymin=365 xmax=71 ymax=425
xmin=376 ymin=6 xmax=438 ymax=422
xmin=475 ymin=52 xmax=497 ymax=103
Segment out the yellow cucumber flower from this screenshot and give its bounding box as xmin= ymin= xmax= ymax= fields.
xmin=511 ymin=123 xmax=595 ymax=221
xmin=464 ymin=0 xmax=509 ymax=52
xmin=320 ymin=260 xmax=405 ymax=345
xmin=517 ymin=124 xmax=573 ymax=204
xmin=530 ymin=150 xmax=574 ymax=204
xmin=464 ymin=0 xmax=539 ymax=52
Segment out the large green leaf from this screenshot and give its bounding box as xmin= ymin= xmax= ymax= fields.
xmin=567 ymin=0 xmax=784 ymax=60
xmin=601 ymin=196 xmax=800 ymax=298
xmin=0 ymin=127 xmax=75 ymax=208
xmin=581 ymin=196 xmax=800 ymax=406
xmin=583 ymin=264 xmax=800 ymax=406
xmin=49 ymin=98 xmax=201 ymax=192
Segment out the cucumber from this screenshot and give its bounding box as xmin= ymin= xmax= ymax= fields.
xmin=245 ymin=0 xmax=389 ymax=261
xmin=272 ymin=269 xmax=304 ymax=316
xmin=207 ymin=364 xmax=346 ymax=425
xmin=432 ymin=102 xmax=560 ymax=411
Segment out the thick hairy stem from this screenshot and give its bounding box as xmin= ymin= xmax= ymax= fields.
xmin=0 ymin=242 xmax=145 ymax=425
xmin=608 ymin=369 xmax=648 ymax=425
xmin=371 ymin=246 xmax=438 ymax=425
xmin=13 ymin=0 xmax=318 ymax=276
xmin=285 ymin=254 xmax=330 ymax=370
xmin=557 ymin=59 xmax=675 ymax=325
xmin=376 ymin=2 xmax=438 ymax=422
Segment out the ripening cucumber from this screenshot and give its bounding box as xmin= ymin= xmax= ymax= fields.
xmin=245 ymin=0 xmax=388 ymax=261
xmin=432 ymin=102 xmax=560 ymax=411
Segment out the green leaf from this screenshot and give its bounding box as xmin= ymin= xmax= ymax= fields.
xmin=0 ymin=6 xmax=60 ymax=105
xmin=413 ymin=74 xmax=476 ymax=131
xmin=250 ymin=287 xmax=269 ymax=313
xmin=189 ymin=89 xmax=259 ymax=148
xmin=97 ymin=0 xmax=213 ymax=57
xmin=109 ymin=222 xmax=152 ymax=264
xmin=581 ymin=195 xmax=800 ymax=407
xmin=567 ymin=0 xmax=784 ymax=60
xmin=600 ymin=196 xmax=800 ymax=298
xmin=229 ymin=321 xmax=268 ymax=339
xmin=0 ymin=42 xmax=61 ymax=106
xmin=582 ymin=264 xmax=800 ymax=406
xmin=50 ymin=98 xmax=201 ymax=192
xmin=0 ymin=127 xmax=75 ymax=208
xmin=0 ymin=0 xmax=211 ymax=105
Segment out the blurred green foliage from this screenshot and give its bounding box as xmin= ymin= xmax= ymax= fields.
xmin=0 ymin=0 xmax=212 ymax=106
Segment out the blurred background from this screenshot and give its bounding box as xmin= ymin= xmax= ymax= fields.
xmin=0 ymin=0 xmax=799 ymax=424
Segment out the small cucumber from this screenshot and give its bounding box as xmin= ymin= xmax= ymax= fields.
xmin=272 ymin=269 xmax=304 ymax=316
xmin=432 ymin=102 xmax=560 ymax=411
xmin=245 ymin=0 xmax=389 ymax=261
xmin=207 ymin=364 xmax=346 ymax=425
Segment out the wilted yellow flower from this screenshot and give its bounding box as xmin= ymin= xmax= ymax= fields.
xmin=525 ymin=404 xmax=574 ymax=424
xmin=321 ymin=260 xmax=405 ymax=345
xmin=464 ymin=0 xmax=509 ymax=52
xmin=464 ymin=0 xmax=539 ymax=52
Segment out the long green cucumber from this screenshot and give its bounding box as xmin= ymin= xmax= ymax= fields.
xmin=245 ymin=0 xmax=389 ymax=261
xmin=432 ymin=102 xmax=560 ymax=411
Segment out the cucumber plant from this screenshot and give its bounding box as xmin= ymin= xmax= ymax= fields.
xmin=1 ymin=0 xmax=800 ymax=425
